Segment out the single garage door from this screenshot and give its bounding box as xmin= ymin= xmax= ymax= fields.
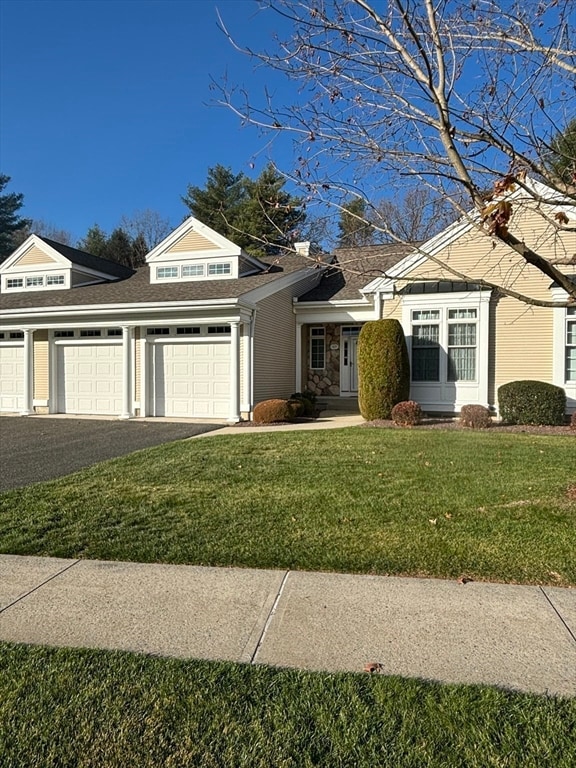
xmin=151 ymin=341 xmax=230 ymax=418
xmin=0 ymin=344 xmax=24 ymax=412
xmin=57 ymin=344 xmax=123 ymax=415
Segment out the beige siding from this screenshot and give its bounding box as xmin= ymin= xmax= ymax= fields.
xmin=33 ymin=330 xmax=49 ymax=400
xmin=253 ymin=274 xmax=319 ymax=403
xmin=13 ymin=245 xmax=56 ymax=266
xmin=381 ymin=203 xmax=563 ymax=408
xmin=166 ymin=230 xmax=221 ymax=253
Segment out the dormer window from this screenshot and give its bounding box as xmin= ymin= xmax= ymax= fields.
xmin=7 ymin=278 xmax=23 ymax=288
xmin=46 ymin=275 xmax=65 ymax=286
xmin=26 ymin=276 xmax=44 ymax=287
xmin=157 ymin=266 xmax=179 ymax=279
xmin=208 ymin=262 xmax=231 ymax=276
xmin=182 ymin=264 xmax=204 ymax=277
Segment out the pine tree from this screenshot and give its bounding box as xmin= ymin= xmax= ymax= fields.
xmin=0 ymin=174 xmax=31 ymax=260
xmin=131 ymin=233 xmax=149 ymax=268
xmin=78 ymin=224 xmax=109 ymax=258
xmin=547 ymin=118 xmax=576 ymax=186
xmin=337 ymin=199 xmax=375 ymax=247
xmin=182 ymin=165 xmax=245 ymax=241
xmin=103 ymin=228 xmax=134 ymax=268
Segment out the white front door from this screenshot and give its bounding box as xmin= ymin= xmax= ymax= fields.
xmin=340 ymin=327 xmax=361 ymax=395
xmin=0 ymin=344 xmax=24 ymax=411
xmin=57 ymin=343 xmax=123 ymax=414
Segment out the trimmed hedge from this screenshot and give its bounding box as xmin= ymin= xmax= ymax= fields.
xmin=498 ymin=380 xmax=566 ymax=426
xmin=358 ymin=319 xmax=410 ymax=420
xmin=253 ymin=399 xmax=295 ymax=424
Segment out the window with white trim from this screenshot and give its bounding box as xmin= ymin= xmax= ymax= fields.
xmin=207 ymin=325 xmax=230 ymax=335
xmin=54 ymin=330 xmax=74 ymax=338
xmin=411 ymin=310 xmax=440 ymax=381
xmin=156 ymin=266 xmax=179 ymax=279
xmin=208 ymin=262 xmax=231 ymax=276
xmin=46 ymin=274 xmax=65 ymax=285
xmin=6 ymin=278 xmax=23 ymax=289
xmin=310 ymin=327 xmax=326 ymax=370
xmin=146 ymin=327 xmax=170 ymax=335
xmin=10 ymin=332 xmax=24 ymax=339
xmin=26 ymin=276 xmax=44 ymax=287
xmin=566 ymin=307 xmax=576 ymax=382
xmin=411 ymin=307 xmax=478 ymax=383
xmin=80 ymin=330 xmax=102 ymax=337
xmin=447 ymin=309 xmax=477 ymax=381
xmin=182 ymin=264 xmax=205 ymax=277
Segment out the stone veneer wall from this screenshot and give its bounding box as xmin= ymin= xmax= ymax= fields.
xmin=306 ymin=323 xmax=341 ymax=396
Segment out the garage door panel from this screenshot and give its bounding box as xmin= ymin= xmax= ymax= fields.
xmin=0 ymin=346 xmax=24 ymax=411
xmin=58 ymin=345 xmax=122 ymax=415
xmin=152 ymin=342 xmax=230 ymax=418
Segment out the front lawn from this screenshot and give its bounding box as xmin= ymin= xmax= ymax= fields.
xmin=1 ymin=642 xmax=574 ymax=768
xmin=0 ymin=428 xmax=574 ymax=585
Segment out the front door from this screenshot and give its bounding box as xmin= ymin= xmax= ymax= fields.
xmin=340 ymin=326 xmax=361 ymax=394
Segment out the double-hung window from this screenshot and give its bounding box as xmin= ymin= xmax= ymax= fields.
xmin=447 ymin=309 xmax=477 ymax=381
xmin=566 ymin=307 xmax=576 ymax=382
xmin=411 ymin=310 xmax=440 ymax=381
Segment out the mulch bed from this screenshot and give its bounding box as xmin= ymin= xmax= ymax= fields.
xmin=363 ymin=418 xmax=574 ymax=436
xmin=234 ymin=415 xmax=574 ymax=435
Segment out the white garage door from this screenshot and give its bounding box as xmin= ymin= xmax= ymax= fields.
xmin=57 ymin=344 xmax=123 ymax=415
xmin=0 ymin=344 xmax=24 ymax=412
xmin=151 ymin=341 xmax=230 ymax=418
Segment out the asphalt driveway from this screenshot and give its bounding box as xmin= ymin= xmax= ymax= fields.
xmin=0 ymin=417 xmax=224 ymax=491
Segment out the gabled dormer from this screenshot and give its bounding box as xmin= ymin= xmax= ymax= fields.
xmin=146 ymin=216 xmax=267 ymax=284
xmin=0 ymin=235 xmax=133 ymax=293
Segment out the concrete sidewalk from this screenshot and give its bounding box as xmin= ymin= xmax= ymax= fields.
xmin=1 ymin=555 xmax=574 ymax=697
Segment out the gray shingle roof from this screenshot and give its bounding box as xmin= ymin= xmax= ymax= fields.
xmin=39 ymin=237 xmax=134 ymax=279
xmin=0 ymin=254 xmax=314 ymax=311
xmin=298 ymin=243 xmax=414 ymax=302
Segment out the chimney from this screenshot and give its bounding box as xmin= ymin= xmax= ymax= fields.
xmin=294 ymin=241 xmax=311 ymax=256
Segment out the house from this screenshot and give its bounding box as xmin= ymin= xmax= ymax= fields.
xmin=0 ymin=218 xmax=324 ymax=421
xmin=294 ymin=180 xmax=575 ymax=415
xmin=1 ymin=180 xmax=574 ymax=420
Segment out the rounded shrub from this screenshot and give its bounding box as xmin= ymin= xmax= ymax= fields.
xmin=358 ymin=319 xmax=410 ymax=420
xmin=290 ymin=391 xmax=316 ymax=416
xmin=253 ymin=399 xmax=295 ymax=424
xmin=287 ymin=398 xmax=305 ymax=418
xmin=498 ymin=380 xmax=566 ymax=426
xmin=459 ymin=404 xmax=493 ymax=429
xmin=391 ymin=400 xmax=423 ymax=427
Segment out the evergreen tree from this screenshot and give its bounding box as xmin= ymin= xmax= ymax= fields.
xmin=103 ymin=228 xmax=134 ymax=268
xmin=238 ymin=164 xmax=305 ymax=258
xmin=182 ymin=164 xmax=305 ymax=259
xmin=182 ymin=165 xmax=245 ymax=242
xmin=78 ymin=224 xmax=108 ymax=258
xmin=337 ymin=199 xmax=375 ymax=247
xmin=547 ymin=118 xmax=576 ymax=186
xmin=0 ymin=174 xmax=31 ymax=260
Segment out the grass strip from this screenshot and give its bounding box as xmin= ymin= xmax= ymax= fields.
xmin=0 ymin=642 xmax=574 ymax=768
xmin=1 ymin=428 xmax=574 ymax=585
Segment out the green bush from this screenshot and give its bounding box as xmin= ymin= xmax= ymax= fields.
xmin=391 ymin=400 xmax=422 ymax=427
xmin=290 ymin=391 xmax=316 ymax=416
xmin=459 ymin=404 xmax=493 ymax=429
xmin=498 ymin=380 xmax=566 ymax=426
xmin=253 ymin=399 xmax=295 ymax=424
xmin=358 ymin=319 xmax=410 ymax=420
xmin=287 ymin=399 xmax=305 ymax=418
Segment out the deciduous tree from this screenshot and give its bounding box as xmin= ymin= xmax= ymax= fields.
xmin=218 ymin=0 xmax=576 ymax=305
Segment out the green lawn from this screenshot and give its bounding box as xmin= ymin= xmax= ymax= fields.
xmin=1 ymin=428 xmax=574 ymax=585
xmin=1 ymin=642 xmax=574 ymax=768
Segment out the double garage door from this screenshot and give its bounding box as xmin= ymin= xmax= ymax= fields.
xmin=150 ymin=341 xmax=230 ymax=419
xmin=0 ymin=344 xmax=24 ymax=412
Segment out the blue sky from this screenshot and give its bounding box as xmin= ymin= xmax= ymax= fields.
xmin=0 ymin=0 xmax=295 ymax=242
